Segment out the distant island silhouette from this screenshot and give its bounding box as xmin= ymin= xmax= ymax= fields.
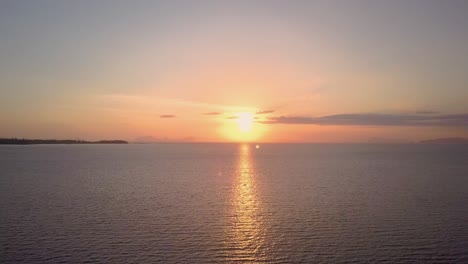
xmin=0 ymin=138 xmax=128 ymax=145
xmin=419 ymin=137 xmax=468 ymax=144
xmin=1 ymin=137 xmax=467 ymax=145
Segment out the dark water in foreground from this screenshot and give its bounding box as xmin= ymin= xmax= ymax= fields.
xmin=0 ymin=144 xmax=467 ymax=263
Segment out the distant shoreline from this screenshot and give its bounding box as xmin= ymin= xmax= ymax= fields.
xmin=0 ymin=138 xmax=128 ymax=145
xmin=1 ymin=137 xmax=467 ymax=145
xmin=418 ymin=137 xmax=468 ymax=144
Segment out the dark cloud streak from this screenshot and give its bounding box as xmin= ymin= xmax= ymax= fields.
xmin=263 ymin=113 xmax=468 ymax=127
xmin=160 ymin=114 xmax=176 ymax=118
xmin=256 ymin=110 xmax=275 ymax=114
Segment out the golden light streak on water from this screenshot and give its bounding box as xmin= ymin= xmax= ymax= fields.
xmin=223 ymin=144 xmax=269 ymax=262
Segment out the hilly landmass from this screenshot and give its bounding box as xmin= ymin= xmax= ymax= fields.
xmin=0 ymin=138 xmax=128 ymax=145
xmin=419 ymin=137 xmax=468 ymax=144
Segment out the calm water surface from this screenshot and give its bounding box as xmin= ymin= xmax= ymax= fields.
xmin=1 ymin=144 xmax=467 ymax=263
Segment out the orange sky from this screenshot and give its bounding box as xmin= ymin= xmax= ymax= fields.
xmin=1 ymin=1 xmax=467 ymax=142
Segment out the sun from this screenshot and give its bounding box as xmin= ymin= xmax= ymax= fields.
xmin=236 ymin=112 xmax=254 ymax=133
xmin=220 ymin=111 xmax=267 ymax=142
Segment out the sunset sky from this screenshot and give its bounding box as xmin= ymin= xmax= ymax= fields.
xmin=1 ymin=0 xmax=467 ymax=142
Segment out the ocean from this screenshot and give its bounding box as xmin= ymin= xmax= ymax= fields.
xmin=1 ymin=143 xmax=467 ymax=263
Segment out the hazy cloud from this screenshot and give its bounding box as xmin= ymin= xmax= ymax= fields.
xmin=134 ymin=136 xmax=163 ymax=143
xmin=160 ymin=114 xmax=176 ymax=118
xmin=263 ymin=113 xmax=468 ymax=127
xmin=203 ymin=112 xmax=222 ymax=115
xmin=256 ymin=110 xmax=275 ymax=115
xmin=226 ymin=116 xmax=238 ymax=119
xmin=414 ymin=110 xmax=439 ymax=114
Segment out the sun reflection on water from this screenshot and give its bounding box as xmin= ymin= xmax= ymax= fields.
xmin=225 ymin=144 xmax=268 ymax=262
